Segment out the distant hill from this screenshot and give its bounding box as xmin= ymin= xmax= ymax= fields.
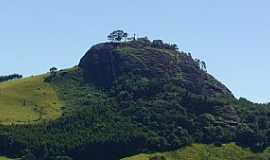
xmin=0 ymin=39 xmax=269 ymax=160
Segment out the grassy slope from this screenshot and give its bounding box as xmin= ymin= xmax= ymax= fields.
xmin=0 ymin=75 xmax=63 ymax=124
xmin=122 ymin=143 xmax=270 ymax=160
xmin=0 ymin=157 xmax=18 ymax=160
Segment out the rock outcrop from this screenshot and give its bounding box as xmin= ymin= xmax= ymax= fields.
xmin=79 ymin=42 xmax=232 ymax=98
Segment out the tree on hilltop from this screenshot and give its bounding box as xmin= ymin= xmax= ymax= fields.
xmin=49 ymin=67 xmax=58 ymax=76
xmin=107 ymin=30 xmax=128 ymax=42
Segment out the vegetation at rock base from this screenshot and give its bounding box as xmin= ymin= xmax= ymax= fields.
xmin=0 ymin=35 xmax=269 ymax=160
xmin=122 ymin=143 xmax=270 ymax=160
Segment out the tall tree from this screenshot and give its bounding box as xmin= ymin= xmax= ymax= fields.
xmin=49 ymin=67 xmax=58 ymax=76
xmin=107 ymin=30 xmax=128 ymax=42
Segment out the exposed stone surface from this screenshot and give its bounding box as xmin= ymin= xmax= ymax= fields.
xmin=79 ymin=42 xmax=232 ymax=98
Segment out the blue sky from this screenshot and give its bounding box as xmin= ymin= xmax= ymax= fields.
xmin=0 ymin=0 xmax=269 ymax=103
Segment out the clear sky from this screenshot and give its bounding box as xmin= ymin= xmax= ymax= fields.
xmin=0 ymin=0 xmax=269 ymax=103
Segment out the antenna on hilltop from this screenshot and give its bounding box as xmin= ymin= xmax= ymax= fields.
xmin=133 ymin=34 xmax=136 ymax=40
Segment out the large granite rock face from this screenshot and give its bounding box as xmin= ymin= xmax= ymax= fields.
xmin=79 ymin=42 xmax=178 ymax=88
xmin=79 ymin=42 xmax=232 ymax=97
xmin=79 ymin=43 xmax=118 ymax=88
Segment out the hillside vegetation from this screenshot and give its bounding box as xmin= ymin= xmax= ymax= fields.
xmin=0 ymin=75 xmax=63 ymax=124
xmin=122 ymin=143 xmax=270 ymax=160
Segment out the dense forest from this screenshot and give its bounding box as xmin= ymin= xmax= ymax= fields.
xmin=0 ymin=36 xmax=269 ymax=160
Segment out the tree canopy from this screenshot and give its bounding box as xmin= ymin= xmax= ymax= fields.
xmin=107 ymin=30 xmax=128 ymax=42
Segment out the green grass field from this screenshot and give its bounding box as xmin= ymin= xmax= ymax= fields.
xmin=122 ymin=143 xmax=270 ymax=160
xmin=0 ymin=75 xmax=63 ymax=124
xmin=0 ymin=157 xmax=18 ymax=160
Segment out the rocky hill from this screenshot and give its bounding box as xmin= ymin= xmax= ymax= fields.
xmin=79 ymin=41 xmax=238 ymax=121
xmin=79 ymin=42 xmax=232 ymax=97
xmin=0 ymin=39 xmax=269 ymax=160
